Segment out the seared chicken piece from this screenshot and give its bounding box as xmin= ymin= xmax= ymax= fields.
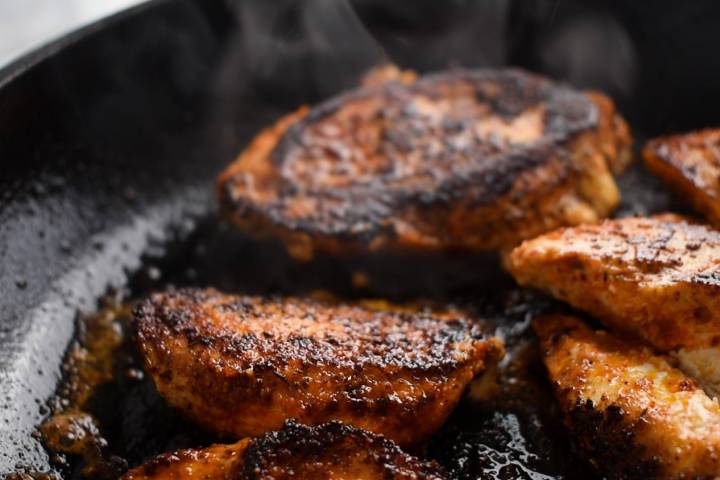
xmin=134 ymin=289 xmax=503 ymax=447
xmin=644 ymin=129 xmax=720 ymax=225
xmin=218 ymin=68 xmax=631 ymax=261
xmin=507 ymin=215 xmax=720 ymax=395
xmin=122 ymin=420 xmax=446 ymax=479
xmin=123 ymin=441 xmax=247 ymax=479
xmin=535 ymin=314 xmax=720 ymax=479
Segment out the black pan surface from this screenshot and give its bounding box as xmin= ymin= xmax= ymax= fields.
xmin=2 ymin=0 xmax=720 ymax=476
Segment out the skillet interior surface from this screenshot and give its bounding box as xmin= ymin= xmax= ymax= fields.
xmin=3 ymin=0 xmax=720 ymax=476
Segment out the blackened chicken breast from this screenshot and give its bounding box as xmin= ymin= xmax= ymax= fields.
xmin=122 ymin=420 xmax=446 ymax=479
xmin=133 ymin=289 xmax=503 ymax=447
xmin=535 ymin=314 xmax=720 ymax=479
xmin=218 ymin=67 xmax=631 ymax=261
xmin=644 ymin=129 xmax=720 ymax=226
xmin=507 ymin=214 xmax=720 ymax=352
xmin=507 ymin=215 xmax=720 ymax=396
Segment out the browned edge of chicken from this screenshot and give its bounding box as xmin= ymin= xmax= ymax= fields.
xmin=644 ymin=128 xmax=720 ymax=225
xmin=122 ymin=420 xmax=447 ymax=480
xmin=122 ymin=439 xmax=250 ymax=480
xmin=217 ymin=67 xmax=632 ymax=262
xmin=534 ymin=314 xmax=720 ymax=479
xmin=507 ymin=214 xmax=720 ymax=353
xmin=133 ymin=288 xmax=503 ymax=448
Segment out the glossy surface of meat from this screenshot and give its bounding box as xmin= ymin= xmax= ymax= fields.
xmin=507 ymin=215 xmax=720 ymax=352
xmin=218 ymin=68 xmax=631 ymax=261
xmin=122 ymin=420 xmax=446 ymax=479
xmin=134 ymin=289 xmax=503 ymax=447
xmin=123 ymin=440 xmax=248 ymax=479
xmin=644 ymin=129 xmax=720 ymax=225
xmin=535 ymin=314 xmax=720 ymax=479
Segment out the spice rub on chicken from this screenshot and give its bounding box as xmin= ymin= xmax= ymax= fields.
xmin=218 ymin=67 xmax=632 ymax=261
xmin=644 ymin=129 xmax=720 ymax=226
xmin=133 ymin=289 xmax=503 ymax=448
xmin=507 ymin=215 xmax=720 ymax=396
xmin=535 ymin=314 xmax=720 ymax=479
xmin=122 ymin=420 xmax=446 ymax=480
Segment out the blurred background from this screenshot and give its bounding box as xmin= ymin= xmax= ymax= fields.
xmin=0 ymin=0 xmax=147 ymax=68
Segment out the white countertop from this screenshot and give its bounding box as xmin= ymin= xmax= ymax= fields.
xmin=0 ymin=0 xmax=148 ymax=69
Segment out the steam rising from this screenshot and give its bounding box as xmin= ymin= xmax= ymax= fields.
xmin=217 ymin=0 xmax=386 ymax=105
xmin=535 ymin=12 xmax=637 ymax=95
xmin=215 ymin=0 xmax=637 ymax=112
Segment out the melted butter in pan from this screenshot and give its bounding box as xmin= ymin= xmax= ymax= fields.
xmin=40 ymin=294 xmax=132 ymax=479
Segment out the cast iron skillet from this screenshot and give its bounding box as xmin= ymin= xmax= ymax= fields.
xmin=2 ymin=0 xmax=720 ymax=476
